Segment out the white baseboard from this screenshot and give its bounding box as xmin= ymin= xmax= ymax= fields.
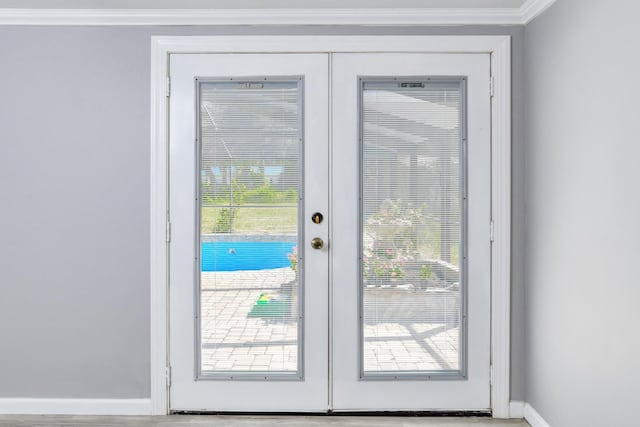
xmin=0 ymin=398 xmax=548 ymax=421
xmin=0 ymin=398 xmax=152 ymax=415
xmin=509 ymin=400 xmax=525 ymax=418
xmin=524 ymin=403 xmax=551 ymax=427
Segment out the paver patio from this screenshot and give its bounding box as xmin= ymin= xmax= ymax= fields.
xmin=200 ymin=268 xmax=459 ymax=374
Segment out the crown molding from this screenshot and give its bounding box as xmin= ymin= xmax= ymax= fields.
xmin=0 ymin=1 xmax=556 ymax=26
xmin=520 ymin=0 xmax=557 ymax=24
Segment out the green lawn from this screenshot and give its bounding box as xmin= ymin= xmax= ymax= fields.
xmin=201 ymin=205 xmax=298 ymax=234
xmin=201 ymin=204 xmax=458 ymax=266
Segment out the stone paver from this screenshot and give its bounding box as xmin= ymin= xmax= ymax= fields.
xmin=201 ymin=268 xmax=298 ymax=372
xmin=200 ymin=268 xmax=459 ymax=374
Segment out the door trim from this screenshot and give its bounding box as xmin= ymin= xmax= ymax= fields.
xmin=150 ymin=35 xmax=511 ymax=417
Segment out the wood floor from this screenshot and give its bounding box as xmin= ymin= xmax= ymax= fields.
xmin=0 ymin=415 xmax=530 ymax=426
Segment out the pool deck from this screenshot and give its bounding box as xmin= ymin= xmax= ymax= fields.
xmin=200 ymin=268 xmax=459 ymax=373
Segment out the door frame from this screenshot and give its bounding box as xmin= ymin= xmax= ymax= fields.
xmin=150 ymin=35 xmax=511 ymax=417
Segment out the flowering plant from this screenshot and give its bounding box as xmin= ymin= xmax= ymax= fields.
xmin=362 ymin=199 xmax=427 ymax=285
xmin=286 ymin=246 xmax=298 ymax=272
xmin=363 ymin=240 xmax=408 ymax=282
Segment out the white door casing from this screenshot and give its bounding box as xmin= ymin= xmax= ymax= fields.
xmin=150 ymin=36 xmax=511 ymax=416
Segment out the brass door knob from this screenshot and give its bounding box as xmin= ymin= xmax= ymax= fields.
xmin=310 ymin=237 xmax=324 ymax=250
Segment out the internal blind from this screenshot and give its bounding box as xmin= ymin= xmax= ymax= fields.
xmin=360 ymin=78 xmax=465 ymax=376
xmin=198 ymin=79 xmax=302 ymax=376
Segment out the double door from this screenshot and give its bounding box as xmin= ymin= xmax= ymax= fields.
xmin=169 ymin=52 xmax=490 ymax=412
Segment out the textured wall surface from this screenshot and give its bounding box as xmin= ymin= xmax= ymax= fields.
xmin=525 ymin=1 xmax=640 ymax=425
xmin=0 ymin=25 xmax=524 ymax=400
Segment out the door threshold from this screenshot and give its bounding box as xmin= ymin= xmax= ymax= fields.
xmin=170 ymin=410 xmax=492 ymax=417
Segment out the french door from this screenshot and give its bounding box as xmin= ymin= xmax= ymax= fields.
xmin=169 ymin=52 xmax=490 ymax=412
xmin=331 ymin=53 xmax=490 ymax=411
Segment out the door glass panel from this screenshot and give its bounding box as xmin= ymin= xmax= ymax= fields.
xmin=360 ymin=78 xmax=465 ymax=377
xmin=197 ymin=79 xmax=302 ymax=377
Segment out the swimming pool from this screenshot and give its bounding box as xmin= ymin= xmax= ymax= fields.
xmin=201 ymin=241 xmax=297 ymax=272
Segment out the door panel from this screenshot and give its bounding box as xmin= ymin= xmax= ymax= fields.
xmin=169 ymin=51 xmax=491 ymax=413
xmin=169 ymin=54 xmax=329 ymax=411
xmin=331 ymin=53 xmax=491 ymax=411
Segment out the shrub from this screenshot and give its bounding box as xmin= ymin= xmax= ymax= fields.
xmin=213 ymin=208 xmax=237 ymax=233
xmin=420 ymin=264 xmax=433 ymax=281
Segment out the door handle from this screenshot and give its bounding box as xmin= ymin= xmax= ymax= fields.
xmin=310 ymin=237 xmax=324 ymax=250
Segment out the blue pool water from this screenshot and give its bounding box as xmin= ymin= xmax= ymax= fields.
xmin=201 ymin=241 xmax=296 ymax=272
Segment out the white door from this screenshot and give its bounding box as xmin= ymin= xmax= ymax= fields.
xmin=331 ymin=53 xmax=491 ymax=411
xmin=169 ymin=53 xmax=329 ymax=411
xmin=169 ymin=52 xmax=490 ymax=412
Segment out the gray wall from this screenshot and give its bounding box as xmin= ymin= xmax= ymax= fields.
xmin=524 ymin=1 xmax=640 ymax=425
xmin=0 ymin=25 xmax=525 ymax=400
